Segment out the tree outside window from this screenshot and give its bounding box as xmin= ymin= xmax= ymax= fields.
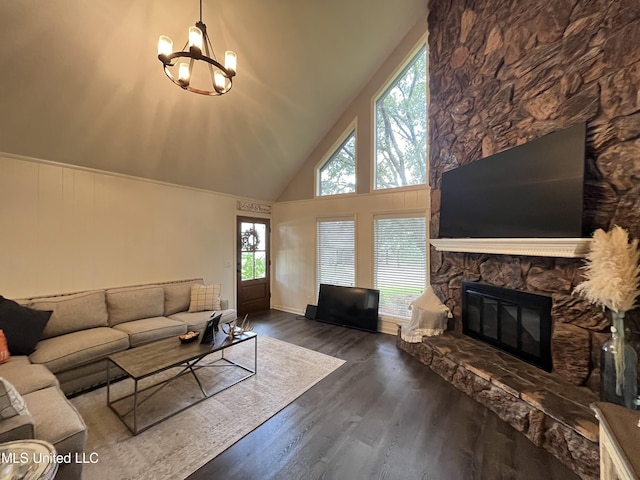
xmin=375 ymin=46 xmax=427 ymax=190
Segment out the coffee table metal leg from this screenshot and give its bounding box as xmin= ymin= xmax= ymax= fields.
xmin=133 ymin=378 xmax=139 ymax=435
xmin=187 ymin=360 xmax=208 ymax=396
xmin=107 ymin=360 xmax=111 ymax=405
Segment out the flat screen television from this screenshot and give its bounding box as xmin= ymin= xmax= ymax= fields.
xmin=438 ymin=123 xmax=586 ymax=238
xmin=316 ymin=284 xmax=379 ymax=333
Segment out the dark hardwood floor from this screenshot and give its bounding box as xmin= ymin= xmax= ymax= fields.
xmin=187 ymin=310 xmax=578 ymax=480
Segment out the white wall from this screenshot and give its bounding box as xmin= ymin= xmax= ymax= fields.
xmin=272 ymin=187 xmax=429 ymax=334
xmin=0 ymin=154 xmax=268 ymax=300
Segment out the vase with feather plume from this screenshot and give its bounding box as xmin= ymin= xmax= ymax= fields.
xmin=600 ymin=310 xmax=637 ymax=409
xmin=573 ymin=226 xmax=640 ymax=410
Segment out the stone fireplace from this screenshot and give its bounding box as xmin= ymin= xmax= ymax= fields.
xmin=403 ymin=0 xmax=640 ymax=477
xmin=425 ymin=0 xmax=640 ymax=393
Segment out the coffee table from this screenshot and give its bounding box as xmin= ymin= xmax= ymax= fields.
xmin=107 ymin=331 xmax=257 ymax=435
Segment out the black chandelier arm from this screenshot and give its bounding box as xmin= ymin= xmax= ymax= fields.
xmin=162 ymin=64 xmax=233 ymax=96
xmin=158 ymin=51 xmax=234 ymax=79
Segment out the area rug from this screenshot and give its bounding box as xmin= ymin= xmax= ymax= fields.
xmin=70 ymin=335 xmax=345 ymax=480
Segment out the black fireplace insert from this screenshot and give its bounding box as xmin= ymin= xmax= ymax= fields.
xmin=462 ymin=281 xmax=552 ymax=372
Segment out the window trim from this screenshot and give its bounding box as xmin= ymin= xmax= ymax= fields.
xmin=371 ymin=36 xmax=428 ymax=193
xmin=314 ymin=119 xmax=358 ymax=198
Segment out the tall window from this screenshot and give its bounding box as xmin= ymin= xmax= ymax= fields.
xmin=374 ymin=215 xmax=426 ymax=318
xmin=318 ymin=131 xmax=356 ymax=196
xmin=374 ymin=45 xmax=427 ymax=190
xmin=317 ymin=218 xmax=355 ymax=295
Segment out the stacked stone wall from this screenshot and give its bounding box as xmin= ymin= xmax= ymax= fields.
xmin=428 ymin=0 xmax=640 ymax=389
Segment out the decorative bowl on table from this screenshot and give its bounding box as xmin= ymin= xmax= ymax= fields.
xmin=179 ymin=331 xmax=200 ymax=343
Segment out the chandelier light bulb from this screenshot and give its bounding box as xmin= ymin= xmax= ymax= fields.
xmin=157 ymin=36 xmax=173 ymax=58
xmin=224 ymin=51 xmax=237 ymax=76
xmin=214 ymin=70 xmax=226 ymax=92
xmin=178 ymin=63 xmax=191 ymax=85
xmin=188 ymin=26 xmax=203 ymax=52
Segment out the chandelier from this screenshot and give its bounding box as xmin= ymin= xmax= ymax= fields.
xmin=157 ymin=0 xmax=237 ymax=96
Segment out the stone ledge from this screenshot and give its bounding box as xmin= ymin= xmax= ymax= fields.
xmin=397 ymin=329 xmax=599 ymax=480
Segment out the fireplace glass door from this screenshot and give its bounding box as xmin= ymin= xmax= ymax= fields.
xmin=463 ymin=282 xmax=552 ymax=371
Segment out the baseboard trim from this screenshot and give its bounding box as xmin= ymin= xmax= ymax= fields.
xmin=379 ymin=317 xmax=403 ymax=336
xmin=272 ymin=305 xmax=304 ymax=316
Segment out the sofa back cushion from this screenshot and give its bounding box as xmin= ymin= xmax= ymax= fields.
xmin=106 ymin=286 xmax=165 ymax=326
xmin=30 ymin=291 xmax=108 ymax=339
xmin=164 ymin=280 xmax=203 ymax=316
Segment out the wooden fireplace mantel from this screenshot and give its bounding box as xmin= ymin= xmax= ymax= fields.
xmin=429 ymin=237 xmax=592 ymax=258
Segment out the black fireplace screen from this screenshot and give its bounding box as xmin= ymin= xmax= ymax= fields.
xmin=462 ymin=281 xmax=552 ymax=372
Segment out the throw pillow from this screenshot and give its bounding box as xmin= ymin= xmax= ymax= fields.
xmin=0 ymin=330 xmax=10 ymax=364
xmin=188 ymin=284 xmax=221 ymax=312
xmin=0 ymin=376 xmax=30 ymax=419
xmin=0 ymin=296 xmax=52 ymax=355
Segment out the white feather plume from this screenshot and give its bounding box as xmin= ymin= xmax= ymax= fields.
xmin=573 ymin=226 xmax=640 ymax=313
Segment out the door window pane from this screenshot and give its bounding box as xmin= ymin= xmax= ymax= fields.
xmin=240 ymin=221 xmax=267 ymax=281
xmin=254 ymin=251 xmax=266 ymax=279
xmin=241 ymin=252 xmax=254 ymax=281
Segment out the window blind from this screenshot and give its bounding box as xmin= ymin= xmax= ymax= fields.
xmin=317 ymin=219 xmax=355 ymax=297
xmin=374 ymin=215 xmax=426 ymax=318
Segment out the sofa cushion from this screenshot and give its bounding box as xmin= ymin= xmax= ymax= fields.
xmin=24 ymin=386 xmax=87 ymax=456
xmin=164 ymin=280 xmax=202 ymax=316
xmin=0 ymin=377 xmax=29 ymax=419
xmin=188 ymin=284 xmax=221 ymax=312
xmin=169 ymin=309 xmax=237 ymax=332
xmin=29 ymin=327 xmax=129 ymax=374
xmin=106 ymin=286 xmax=165 ymax=326
xmin=0 ymin=356 xmax=59 ymax=395
xmin=0 ymin=296 xmax=51 ymax=355
xmin=30 ymin=290 xmax=109 ymax=339
xmin=112 ymin=317 xmax=187 ymax=347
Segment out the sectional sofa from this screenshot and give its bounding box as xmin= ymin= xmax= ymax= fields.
xmin=0 ymin=278 xmax=237 ymax=480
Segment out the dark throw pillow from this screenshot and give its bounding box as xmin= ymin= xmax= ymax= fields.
xmin=0 ymin=296 xmax=52 ymax=355
xmin=0 ymin=330 xmax=10 ymax=364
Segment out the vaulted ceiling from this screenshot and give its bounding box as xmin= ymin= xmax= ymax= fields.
xmin=0 ymin=1 xmax=427 ymax=201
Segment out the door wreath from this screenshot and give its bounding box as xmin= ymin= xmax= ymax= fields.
xmin=241 ymin=227 xmax=260 ymax=252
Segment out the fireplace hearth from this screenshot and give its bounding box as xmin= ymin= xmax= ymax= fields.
xmin=462 ymin=281 xmax=552 ymax=372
